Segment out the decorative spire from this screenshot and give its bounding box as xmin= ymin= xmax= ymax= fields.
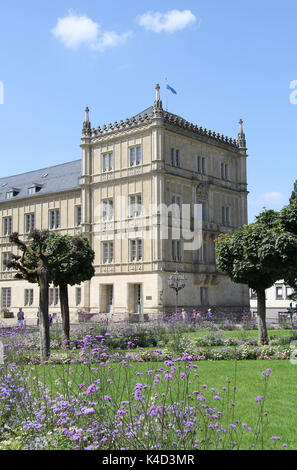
xmin=85 ymin=107 xmax=89 ymax=122
xmin=237 ymin=118 xmax=246 ymax=149
xmin=154 ymin=83 xmax=163 ymax=109
xmin=82 ymin=106 xmax=91 ymax=135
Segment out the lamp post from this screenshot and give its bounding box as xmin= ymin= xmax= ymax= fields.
xmin=168 ymin=270 xmax=187 ymax=313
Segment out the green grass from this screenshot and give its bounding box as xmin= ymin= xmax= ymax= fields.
xmin=188 ymin=328 xmax=296 ymax=340
xmin=29 ymin=359 xmax=297 ymax=449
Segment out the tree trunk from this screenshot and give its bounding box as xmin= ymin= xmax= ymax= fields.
xmin=39 ymin=268 xmax=50 ymax=360
xmin=59 ymin=283 xmax=70 ymax=347
xmin=256 ymin=289 xmax=269 ymax=345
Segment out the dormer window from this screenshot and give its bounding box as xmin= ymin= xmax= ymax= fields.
xmin=28 ymin=184 xmax=42 ymax=195
xmin=6 ymin=188 xmax=19 ymax=199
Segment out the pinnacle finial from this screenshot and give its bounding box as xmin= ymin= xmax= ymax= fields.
xmin=237 ymin=118 xmax=246 ymax=149
xmin=82 ymin=106 xmax=91 ymax=135
xmin=85 ymin=107 xmax=90 ymax=122
xmin=154 ymin=83 xmax=162 ymax=110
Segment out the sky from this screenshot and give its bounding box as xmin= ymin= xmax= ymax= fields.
xmin=0 ymin=0 xmax=297 ymax=222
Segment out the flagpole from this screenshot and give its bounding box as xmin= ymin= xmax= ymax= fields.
xmin=165 ymin=77 xmax=168 ymax=111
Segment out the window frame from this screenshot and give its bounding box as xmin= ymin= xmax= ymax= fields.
xmin=2 ymin=216 xmax=12 ymax=236
xmin=1 ymin=287 xmax=11 ymax=308
xmin=102 ymin=152 xmax=114 ymax=172
xmin=49 ymin=209 xmax=60 ymax=229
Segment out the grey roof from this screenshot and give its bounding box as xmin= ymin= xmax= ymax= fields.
xmin=0 ymin=159 xmax=81 ymax=203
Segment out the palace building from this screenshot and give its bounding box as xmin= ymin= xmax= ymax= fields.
xmin=0 ymin=85 xmax=250 ymax=320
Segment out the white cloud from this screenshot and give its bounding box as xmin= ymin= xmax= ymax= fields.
xmin=90 ymin=30 xmax=132 ymax=53
xmin=136 ymin=9 xmax=196 ymax=34
xmin=249 ymin=192 xmax=284 ymax=206
xmin=52 ymin=11 xmax=132 ymax=52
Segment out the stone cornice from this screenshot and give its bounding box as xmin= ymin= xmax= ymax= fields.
xmin=82 ymin=106 xmax=243 ymax=153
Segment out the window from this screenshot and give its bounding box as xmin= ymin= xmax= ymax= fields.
xmin=2 ymin=252 xmax=11 ymax=271
xmin=103 ymin=152 xmax=113 ymax=172
xmin=24 ymin=289 xmax=34 ymax=306
xmin=221 ymin=163 xmax=229 ymax=181
xmin=222 ymin=206 xmax=231 ymax=226
xmin=202 ymin=242 xmax=208 ymax=264
xmin=49 ymin=288 xmax=59 ymax=306
xmin=2 ymin=216 xmax=12 ymax=236
xmin=286 ymin=287 xmax=294 ymax=299
xmin=250 ymin=289 xmax=257 ymax=299
xmin=197 ymin=202 xmax=207 ymax=221
xmin=49 ymin=209 xmax=60 ymax=229
xmin=197 ymin=156 xmax=206 ymax=174
xmin=102 ymin=199 xmax=114 ymax=221
xmin=129 ymin=146 xmax=142 ymax=166
xmin=276 ymin=286 xmax=283 ymax=300
xmin=170 ymin=148 xmax=180 ymax=167
xmin=28 ymin=185 xmax=42 ymax=195
xmin=170 ymin=195 xmax=182 ymax=218
xmin=6 ymin=189 xmax=19 ymax=199
xmin=200 ymin=287 xmax=209 ymax=306
xmin=129 ymin=194 xmax=142 ymax=217
xmin=102 ymin=241 xmax=114 ymax=264
xmin=130 ymin=239 xmax=142 ymax=262
xmin=25 ymin=213 xmax=35 ymax=233
xmin=75 ymin=206 xmax=82 ymax=226
xmin=76 ymin=287 xmax=81 ymax=306
xmin=172 ymin=240 xmax=182 ymax=262
xmin=198 ymin=242 xmax=208 ymax=264
xmin=1 ymin=288 xmax=11 ymax=308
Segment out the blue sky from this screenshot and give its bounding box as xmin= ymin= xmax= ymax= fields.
xmin=0 ymin=0 xmax=296 ymax=222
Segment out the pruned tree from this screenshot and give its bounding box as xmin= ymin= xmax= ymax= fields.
xmin=7 ymin=230 xmax=52 ymax=360
xmin=280 ymin=199 xmax=297 ymax=302
xmin=7 ymin=230 xmax=92 ymax=358
xmin=216 ymin=207 xmax=297 ymax=345
xmin=42 ymin=233 xmax=95 ymax=345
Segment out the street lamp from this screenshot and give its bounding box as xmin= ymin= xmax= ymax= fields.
xmin=168 ymin=270 xmax=187 ymax=313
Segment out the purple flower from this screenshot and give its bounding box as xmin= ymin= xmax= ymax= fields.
xmin=86 ymin=384 xmax=96 ymax=395
xmin=256 ymin=395 xmax=264 ymax=402
xmin=104 ymin=395 xmax=112 ymax=402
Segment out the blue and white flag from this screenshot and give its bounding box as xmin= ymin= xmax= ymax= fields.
xmin=166 ymin=83 xmax=177 ymax=95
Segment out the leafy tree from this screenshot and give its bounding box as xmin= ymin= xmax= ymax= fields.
xmin=289 ymin=180 xmax=297 ymax=204
xmin=7 ymin=230 xmax=93 ymax=358
xmin=42 ymin=233 xmax=95 ymax=344
xmin=280 ymin=199 xmax=297 ymax=302
xmin=216 ymin=207 xmax=297 ymax=345
xmin=6 ymin=230 xmax=52 ymax=360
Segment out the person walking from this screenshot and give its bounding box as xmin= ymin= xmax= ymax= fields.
xmin=17 ymin=308 xmax=25 ymax=328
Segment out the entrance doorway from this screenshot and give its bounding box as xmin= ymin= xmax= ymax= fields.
xmin=100 ymin=284 xmax=114 ymax=313
xmin=106 ymin=285 xmax=113 ymax=313
xmin=134 ymin=284 xmax=142 ymax=314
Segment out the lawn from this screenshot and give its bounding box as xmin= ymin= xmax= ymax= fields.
xmin=1 ymin=323 xmax=297 ymax=450
xmin=28 ymin=358 xmax=297 ymax=449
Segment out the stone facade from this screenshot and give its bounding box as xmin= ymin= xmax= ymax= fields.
xmin=0 ymin=85 xmax=250 ymax=321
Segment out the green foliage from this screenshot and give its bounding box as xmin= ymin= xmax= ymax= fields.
xmin=289 ymin=180 xmax=297 ymax=204
xmin=280 ymin=199 xmax=297 ymax=298
xmin=216 ymin=207 xmax=297 ymax=291
xmin=25 ymin=232 xmax=95 ymax=287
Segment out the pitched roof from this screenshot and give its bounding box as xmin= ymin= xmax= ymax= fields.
xmin=0 ymin=159 xmax=81 ymax=203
